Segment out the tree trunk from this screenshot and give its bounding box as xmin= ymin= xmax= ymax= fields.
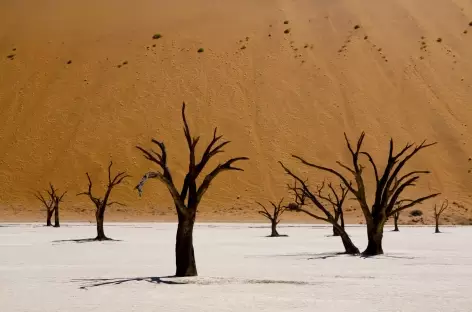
xmin=53 ymin=206 xmax=60 ymax=228
xmin=363 ymin=222 xmax=384 ymax=256
xmin=435 ymin=217 xmax=440 ymax=233
xmin=175 ymin=215 xmax=197 ymax=277
xmin=339 ymin=231 xmax=360 ymax=254
xmin=96 ymin=210 xmax=107 ymax=240
xmin=270 ymin=221 xmax=279 ymax=237
xmin=393 ymin=214 xmax=399 ymax=232
xmin=333 ymin=225 xmax=341 ymax=236
xmin=332 ymin=223 xmax=359 ymax=254
xmin=46 ymin=209 xmax=53 ymax=227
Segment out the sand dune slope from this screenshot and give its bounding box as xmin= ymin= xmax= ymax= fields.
xmin=0 ymin=0 xmax=471 ymax=223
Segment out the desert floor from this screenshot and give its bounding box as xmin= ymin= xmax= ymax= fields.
xmin=1 ymin=223 xmax=471 ymax=311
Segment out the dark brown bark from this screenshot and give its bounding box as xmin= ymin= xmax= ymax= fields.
xmin=393 ymin=212 xmax=400 ymax=231
xmin=46 ymin=209 xmax=53 ymax=226
xmin=434 ymin=200 xmax=448 ymax=234
xmin=338 ymin=227 xmax=360 ymax=254
xmin=53 ymin=205 xmax=60 ymax=228
xmin=96 ymin=212 xmax=107 ymax=240
xmin=270 ymin=221 xmax=279 ymax=237
xmin=283 ymin=172 xmax=359 ymax=255
xmin=256 ymin=199 xmax=285 ymax=237
xmin=363 ymin=222 xmax=384 ymax=256
xmin=136 ymin=103 xmax=248 ymax=277
xmin=78 ymin=162 xmax=129 ymax=241
xmin=175 ymin=213 xmax=197 ymax=277
xmin=288 ymin=132 xmax=439 ymax=256
xmin=34 ymin=189 xmax=55 ymax=227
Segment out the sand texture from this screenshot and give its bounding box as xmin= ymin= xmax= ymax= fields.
xmin=0 ymin=0 xmax=472 ymax=223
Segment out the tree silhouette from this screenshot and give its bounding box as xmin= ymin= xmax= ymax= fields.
xmin=282 ymin=172 xmax=359 ymax=255
xmin=256 ymin=198 xmax=287 ymax=237
xmin=135 ymin=103 xmax=248 ymax=277
xmin=287 ymin=132 xmax=439 ymax=256
xmin=434 ymin=200 xmax=449 ymax=233
xmin=78 ymin=162 xmax=129 ymax=240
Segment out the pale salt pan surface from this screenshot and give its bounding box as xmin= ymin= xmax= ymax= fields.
xmin=1 ymin=223 xmax=471 ymax=311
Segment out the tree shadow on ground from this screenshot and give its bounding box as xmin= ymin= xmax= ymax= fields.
xmin=52 ymin=238 xmax=122 ymax=243
xmin=73 ymin=276 xmax=184 ymax=289
xmin=360 ymin=254 xmax=417 ymax=260
xmin=73 ymin=276 xmax=313 ymax=289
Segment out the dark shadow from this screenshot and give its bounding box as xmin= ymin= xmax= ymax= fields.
xmin=251 ymin=251 xmax=352 ymax=260
xmin=307 ymin=251 xmax=354 ymax=260
xmin=53 ymin=238 xmax=122 ymax=243
xmin=265 ymin=234 xmax=289 ymax=238
xmin=360 ymin=254 xmax=417 ymax=260
xmin=73 ymin=276 xmax=313 ymax=288
xmin=73 ymin=276 xmax=185 ymax=289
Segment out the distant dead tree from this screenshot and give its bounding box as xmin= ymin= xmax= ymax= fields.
xmin=286 ymin=132 xmax=439 ymax=256
xmin=78 ymin=162 xmax=129 ymax=240
xmin=34 ymin=187 xmax=54 ymax=227
xmin=135 ymin=103 xmax=248 ymax=277
xmin=35 ymin=184 xmax=66 ymax=227
xmin=434 ymin=199 xmax=449 ymax=233
xmin=393 ymin=211 xmax=400 ymax=231
xmin=282 ymin=173 xmax=360 ymax=255
xmin=256 ymin=198 xmax=287 ymax=237
xmin=49 ymin=184 xmax=67 ymax=227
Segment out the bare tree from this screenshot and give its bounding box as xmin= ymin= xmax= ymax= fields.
xmin=282 ymin=170 xmax=360 ymax=255
xmin=34 ymin=188 xmax=54 ymax=226
xmin=393 ymin=211 xmax=400 ymax=231
xmin=78 ymin=162 xmax=129 ymax=240
xmin=256 ymin=198 xmax=287 ymax=237
xmin=42 ymin=184 xmax=67 ymax=228
xmin=434 ymin=199 xmax=449 ymax=233
xmin=135 ymin=103 xmax=249 ymax=277
xmin=287 ymin=132 xmax=439 ymax=256
xmin=314 ymin=181 xmax=348 ymax=236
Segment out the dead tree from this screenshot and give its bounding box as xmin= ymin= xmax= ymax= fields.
xmin=77 ymin=162 xmax=129 ymax=240
xmin=288 ymin=132 xmax=439 ymax=256
xmin=282 ymin=170 xmax=360 ymax=255
xmin=135 ymin=102 xmax=248 ymax=277
xmin=44 ymin=183 xmax=67 ymax=227
xmin=434 ymin=199 xmax=449 ymax=233
xmin=315 ymin=181 xmax=348 ymax=236
xmin=393 ymin=211 xmax=400 ymax=231
xmin=256 ymin=198 xmax=286 ymax=237
xmin=34 ymin=188 xmax=54 ymax=226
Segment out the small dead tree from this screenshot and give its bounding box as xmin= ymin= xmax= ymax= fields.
xmin=282 ymin=167 xmax=360 ymax=255
xmin=34 ymin=188 xmax=54 ymax=226
xmin=393 ymin=211 xmax=400 ymax=231
xmin=288 ymin=132 xmax=439 ymax=256
xmin=434 ymin=199 xmax=449 ymax=233
xmin=135 ymin=103 xmax=248 ymax=277
xmin=50 ymin=185 xmax=66 ymax=228
xmin=256 ymin=198 xmax=286 ymax=237
xmin=77 ymin=162 xmax=129 ymax=240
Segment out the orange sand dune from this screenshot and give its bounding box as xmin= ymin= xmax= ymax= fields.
xmin=0 ymin=0 xmax=471 ymax=224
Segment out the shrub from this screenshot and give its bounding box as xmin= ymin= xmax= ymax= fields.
xmin=284 ymin=28 xmax=291 ymax=34
xmin=67 ymin=60 xmax=72 ymax=64
xmin=354 ymin=25 xmax=360 ymax=29
xmin=197 ymin=48 xmax=204 ymax=53
xmin=409 ymin=209 xmax=423 ymax=217
xmin=436 ymin=38 xmax=442 ymax=43
xmin=284 ymin=20 xmax=289 ymax=24
xmin=152 ymin=33 xmax=162 ymax=39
